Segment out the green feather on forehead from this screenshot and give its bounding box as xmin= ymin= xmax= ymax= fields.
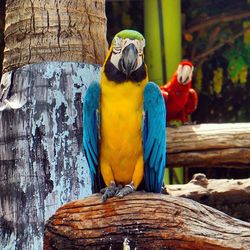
xmin=112 ymin=29 xmax=145 ymax=44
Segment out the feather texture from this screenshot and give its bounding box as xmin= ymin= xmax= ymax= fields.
xmin=83 ymin=81 xmax=100 ymax=191
xmin=143 ymin=82 xmax=166 ymax=192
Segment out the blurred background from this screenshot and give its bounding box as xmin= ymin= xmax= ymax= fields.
xmin=1 ymin=0 xmax=250 ymax=182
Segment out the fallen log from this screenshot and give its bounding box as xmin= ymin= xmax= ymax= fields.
xmin=166 ymin=173 xmax=250 ymax=222
xmin=44 ymin=192 xmax=250 ymax=250
xmin=167 ymin=123 xmax=250 ymax=167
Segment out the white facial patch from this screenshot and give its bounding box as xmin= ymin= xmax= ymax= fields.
xmin=110 ymin=51 xmax=122 ymax=70
xmin=177 ymin=64 xmax=194 ymax=85
xmin=110 ymin=37 xmax=145 ymax=71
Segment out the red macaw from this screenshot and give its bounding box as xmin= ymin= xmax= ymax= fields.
xmin=160 ymin=61 xmax=198 ymax=124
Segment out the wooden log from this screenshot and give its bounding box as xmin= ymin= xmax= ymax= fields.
xmin=44 ymin=192 xmax=250 ymax=250
xmin=166 ymin=173 xmax=250 ymax=200
xmin=167 ymin=123 xmax=250 ymax=167
xmin=166 ymin=173 xmax=250 ymax=222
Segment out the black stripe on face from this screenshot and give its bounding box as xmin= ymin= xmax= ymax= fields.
xmin=104 ymin=55 xmax=147 ymax=84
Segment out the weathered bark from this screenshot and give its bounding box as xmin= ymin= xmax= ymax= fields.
xmin=3 ymin=0 xmax=108 ymax=73
xmin=166 ymin=173 xmax=250 ymax=222
xmin=0 ymin=0 xmax=5 ymax=79
xmin=44 ymin=192 xmax=250 ymax=250
xmin=167 ymin=123 xmax=250 ymax=167
xmin=1 ymin=0 xmax=107 ymax=249
xmin=0 ymin=62 xmax=100 ymax=249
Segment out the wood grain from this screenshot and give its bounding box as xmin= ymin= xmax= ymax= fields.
xmin=3 ymin=0 xmax=108 ymax=72
xmin=166 ymin=174 xmax=250 ymax=222
xmin=44 ymin=192 xmax=250 ymax=250
xmin=167 ymin=123 xmax=250 ymax=167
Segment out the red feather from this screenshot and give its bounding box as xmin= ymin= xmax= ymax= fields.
xmin=160 ymin=61 xmax=198 ymax=124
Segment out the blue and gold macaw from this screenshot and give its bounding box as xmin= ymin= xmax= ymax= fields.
xmin=83 ymin=30 xmax=166 ymax=201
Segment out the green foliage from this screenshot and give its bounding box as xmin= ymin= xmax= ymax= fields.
xmin=182 ymin=0 xmax=250 ymax=123
xmin=213 ymin=67 xmax=223 ymax=94
xmin=195 ymin=67 xmax=203 ymax=91
xmin=224 ymin=41 xmax=250 ymax=85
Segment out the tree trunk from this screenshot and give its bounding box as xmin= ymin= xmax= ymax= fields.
xmin=3 ymin=0 xmax=107 ymax=73
xmin=167 ymin=123 xmax=250 ymax=167
xmin=0 ymin=0 xmax=107 ymax=249
xmin=165 ymin=173 xmax=250 ymax=222
xmin=44 ymin=192 xmax=250 ymax=250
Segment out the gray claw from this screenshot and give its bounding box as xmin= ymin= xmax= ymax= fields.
xmin=101 ymin=181 xmax=118 ymax=202
xmin=116 ymin=182 xmax=135 ymax=198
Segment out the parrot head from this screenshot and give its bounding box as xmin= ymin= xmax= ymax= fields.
xmin=104 ymin=30 xmax=147 ymax=83
xmin=176 ymin=61 xmax=194 ymax=85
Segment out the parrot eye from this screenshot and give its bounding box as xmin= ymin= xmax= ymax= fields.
xmin=113 ymin=37 xmax=122 ymax=54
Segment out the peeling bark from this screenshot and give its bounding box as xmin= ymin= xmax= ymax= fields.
xmin=3 ymin=0 xmax=108 ymax=73
xmin=0 ymin=62 xmax=100 ymax=249
xmin=44 ymin=192 xmax=250 ymax=250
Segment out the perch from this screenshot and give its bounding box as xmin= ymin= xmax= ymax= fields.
xmin=44 ymin=192 xmax=250 ymax=250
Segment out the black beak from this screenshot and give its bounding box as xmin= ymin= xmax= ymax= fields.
xmin=179 ymin=76 xmax=189 ymax=84
xmin=119 ymin=43 xmax=138 ymax=77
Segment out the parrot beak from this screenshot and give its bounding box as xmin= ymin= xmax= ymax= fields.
xmin=177 ymin=65 xmax=193 ymax=85
xmin=119 ymin=43 xmax=138 ymax=77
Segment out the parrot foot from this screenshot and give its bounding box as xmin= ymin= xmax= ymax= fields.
xmin=116 ymin=182 xmax=135 ymax=198
xmin=100 ymin=181 xmax=121 ymax=202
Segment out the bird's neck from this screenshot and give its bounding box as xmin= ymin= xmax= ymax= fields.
xmin=101 ymin=72 xmax=148 ymax=93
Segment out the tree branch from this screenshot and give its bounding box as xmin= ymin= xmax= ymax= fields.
xmin=166 ymin=174 xmax=250 ymax=222
xmin=44 ymin=192 xmax=250 ymax=250
xmin=186 ymin=10 xmax=250 ymax=33
xmin=166 ymin=174 xmax=250 ymax=204
xmin=192 ymin=25 xmax=250 ymax=63
xmin=167 ymin=123 xmax=250 ymax=167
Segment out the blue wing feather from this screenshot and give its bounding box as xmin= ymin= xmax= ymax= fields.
xmin=83 ymin=81 xmax=100 ymax=191
xmin=143 ymin=82 xmax=166 ymax=193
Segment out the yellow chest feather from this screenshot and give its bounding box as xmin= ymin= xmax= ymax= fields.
xmin=100 ymin=77 xmax=147 ymax=184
